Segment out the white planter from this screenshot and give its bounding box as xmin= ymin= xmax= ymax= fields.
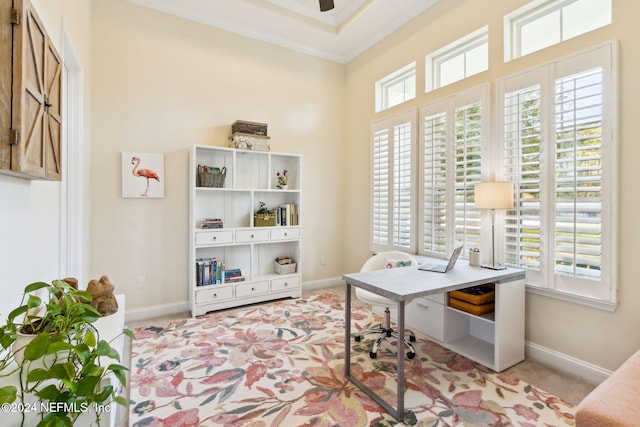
xmin=13 ymin=330 xmax=61 ymax=368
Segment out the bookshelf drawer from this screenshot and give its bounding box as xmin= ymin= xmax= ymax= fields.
xmin=271 ymin=276 xmax=300 ymax=292
xmin=195 ymin=286 xmax=233 ymax=304
xmin=236 ymin=229 xmax=269 ymax=243
xmin=196 ymin=230 xmax=234 ymax=246
xmin=406 ymin=297 xmax=444 ymax=342
xmin=270 ymin=227 xmax=300 ymax=241
xmin=236 ymin=281 xmax=269 ymax=297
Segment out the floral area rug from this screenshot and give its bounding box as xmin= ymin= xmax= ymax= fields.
xmin=129 ymin=292 xmax=575 ymax=426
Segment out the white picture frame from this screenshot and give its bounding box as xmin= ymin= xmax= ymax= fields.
xmin=122 ymin=152 xmax=164 ymax=198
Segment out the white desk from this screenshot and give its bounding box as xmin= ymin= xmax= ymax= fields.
xmin=343 ymin=261 xmax=525 ymax=422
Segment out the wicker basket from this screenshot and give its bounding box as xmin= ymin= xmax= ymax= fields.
xmin=232 ymin=120 xmax=268 ymax=136
xmin=254 ymin=213 xmax=276 ymax=227
xmin=198 ymin=165 xmax=226 ymax=188
xmin=275 ymin=261 xmax=297 ymax=274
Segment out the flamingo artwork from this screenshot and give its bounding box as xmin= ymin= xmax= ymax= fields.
xmin=131 ymin=156 xmax=160 ymax=197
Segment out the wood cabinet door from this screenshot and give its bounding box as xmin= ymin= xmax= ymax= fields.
xmin=6 ymin=0 xmax=62 ymax=180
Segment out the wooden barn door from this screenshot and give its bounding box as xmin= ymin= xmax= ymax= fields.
xmin=5 ymin=0 xmax=62 ymax=180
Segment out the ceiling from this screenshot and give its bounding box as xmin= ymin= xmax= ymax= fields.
xmin=127 ymin=0 xmax=442 ymax=63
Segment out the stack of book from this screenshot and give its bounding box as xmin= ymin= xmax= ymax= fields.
xmin=224 ymin=268 xmax=245 ymax=283
xmin=275 ymin=256 xmax=293 ymax=265
xmin=274 ymin=204 xmax=298 ymax=226
xmin=201 ymin=218 xmax=223 ymax=229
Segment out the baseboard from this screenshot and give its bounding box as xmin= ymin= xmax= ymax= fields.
xmin=125 ymin=300 xmax=190 ymax=323
xmin=525 ymin=341 xmax=612 ymax=385
xmin=124 ymin=277 xmax=344 ymax=323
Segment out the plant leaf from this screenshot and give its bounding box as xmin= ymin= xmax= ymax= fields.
xmin=96 ymin=340 xmax=112 ymax=356
xmin=34 ymin=384 xmax=60 ymax=400
xmin=27 ymin=368 xmax=51 ymax=382
xmin=0 ymin=386 xmax=17 ymax=404
xmin=84 ymin=329 xmax=96 ymax=347
xmin=77 ymin=375 xmax=101 ymax=395
xmin=7 ymin=305 xmax=28 ymax=322
xmin=24 ymin=281 xmax=50 ymax=293
xmin=24 ymin=332 xmax=50 ymax=360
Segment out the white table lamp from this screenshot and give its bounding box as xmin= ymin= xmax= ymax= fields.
xmin=474 ymin=182 xmax=514 ymax=270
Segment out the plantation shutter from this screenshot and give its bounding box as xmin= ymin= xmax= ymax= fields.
xmin=553 ymin=67 xmax=603 ymax=281
xmin=422 ymin=112 xmax=447 ymax=254
xmin=371 ymin=109 xmax=415 ymax=252
xmin=372 ymin=128 xmax=390 ymax=248
xmin=393 ymin=122 xmax=413 ymax=249
xmin=454 ymin=102 xmax=482 ymax=251
xmin=419 ymin=85 xmax=487 ymax=257
xmin=503 ymin=84 xmax=543 ymax=272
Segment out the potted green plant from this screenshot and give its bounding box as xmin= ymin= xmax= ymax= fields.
xmin=0 ymin=279 xmax=133 ymax=426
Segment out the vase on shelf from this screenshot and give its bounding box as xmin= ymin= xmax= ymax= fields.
xmin=278 ymin=184 xmax=288 ymax=190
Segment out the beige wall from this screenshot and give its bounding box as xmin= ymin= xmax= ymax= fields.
xmin=90 ymin=0 xmax=345 ymax=311
xmin=344 ymin=0 xmax=640 ymax=371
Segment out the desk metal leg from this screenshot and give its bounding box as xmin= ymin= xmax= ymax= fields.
xmin=344 ymin=281 xmax=404 ymax=422
xmin=397 ymin=301 xmax=405 ymax=418
xmin=345 ymin=282 xmax=351 ymax=377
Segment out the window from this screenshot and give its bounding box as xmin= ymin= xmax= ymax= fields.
xmin=505 ymin=0 xmax=612 ymax=61
xmin=375 ymin=63 xmax=416 ymax=112
xmin=420 ymin=85 xmax=488 ymax=256
xmin=426 ymin=27 xmax=488 ymax=92
xmin=498 ymin=42 xmax=617 ymax=306
xmin=371 ymin=110 xmax=415 ymax=252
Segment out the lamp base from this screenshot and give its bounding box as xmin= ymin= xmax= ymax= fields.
xmin=481 ymin=264 xmax=507 ymax=270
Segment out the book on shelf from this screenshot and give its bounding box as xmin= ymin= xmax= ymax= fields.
xmin=196 ymin=260 xmax=246 ymax=285
xmin=274 ymin=204 xmax=298 ymax=226
xmin=275 ymin=256 xmax=293 ymax=265
xmin=201 ymin=218 xmax=223 ymax=229
xmin=196 ymin=257 xmax=225 ymax=286
xmin=224 ymin=268 xmax=245 ymax=282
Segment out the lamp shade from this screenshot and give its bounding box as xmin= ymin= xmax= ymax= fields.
xmin=474 ymin=182 xmax=514 ymax=210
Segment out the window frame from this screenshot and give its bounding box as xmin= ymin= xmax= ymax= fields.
xmin=497 ymin=41 xmax=618 ymax=309
xmin=426 ymin=26 xmax=489 ymax=93
xmin=504 ymin=0 xmax=612 ymax=62
xmin=375 ymin=62 xmax=416 ymax=113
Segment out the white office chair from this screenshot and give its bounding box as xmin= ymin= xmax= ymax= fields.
xmin=354 ymin=251 xmax=417 ymax=359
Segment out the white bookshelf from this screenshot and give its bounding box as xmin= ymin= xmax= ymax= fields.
xmin=188 ymin=145 xmax=301 ymax=316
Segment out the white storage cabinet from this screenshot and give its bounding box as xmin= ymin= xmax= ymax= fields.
xmin=189 ymin=145 xmax=301 ymax=316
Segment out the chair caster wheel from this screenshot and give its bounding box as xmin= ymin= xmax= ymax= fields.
xmin=369 ymin=352 xmax=377 ymax=359
xmin=355 ymin=336 xmax=362 ymax=342
xmin=407 ymin=352 xmax=416 ymax=359
xmin=409 ymin=335 xmax=416 ymax=342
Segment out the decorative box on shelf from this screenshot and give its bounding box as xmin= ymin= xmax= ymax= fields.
xmin=275 ymin=262 xmax=296 ymax=274
xmin=229 ymin=133 xmax=271 ymax=151
xmin=448 ymin=284 xmax=495 ymax=315
xmin=275 ymin=256 xmax=296 ymax=274
xmin=254 ymin=213 xmax=276 ymax=227
xmin=231 ymin=120 xmax=268 ymax=135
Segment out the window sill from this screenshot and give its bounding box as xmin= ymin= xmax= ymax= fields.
xmin=526 ymin=285 xmax=618 ymax=312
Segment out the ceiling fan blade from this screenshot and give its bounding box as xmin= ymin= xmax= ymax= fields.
xmin=319 ymin=0 xmax=334 ymax=12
